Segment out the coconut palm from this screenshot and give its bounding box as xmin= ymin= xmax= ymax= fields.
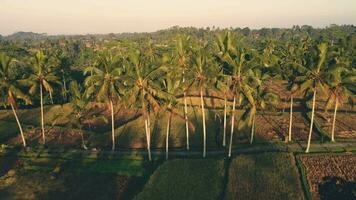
xmin=67 ymin=81 xmax=90 ymax=149
xmin=125 ymin=49 xmax=169 ymax=161
xmin=278 ymin=36 xmax=312 ymax=142
xmin=296 ymin=43 xmax=328 ymax=153
xmin=186 ymin=46 xmax=218 ymax=158
xmin=84 ymin=50 xmax=124 ymax=151
xmin=215 ymin=31 xmax=254 ymax=157
xmin=0 ymin=53 xmax=32 ymax=147
xmin=161 ymin=76 xmax=188 ymax=160
xmin=175 ymin=35 xmax=192 ymax=150
xmin=324 ymin=53 xmax=355 ymax=142
xmin=27 ymin=50 xmax=61 ymax=144
xmin=245 ymin=70 xmax=279 ymax=144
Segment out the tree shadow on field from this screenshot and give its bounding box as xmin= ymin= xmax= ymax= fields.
xmin=318 ymin=176 xmax=356 ymax=200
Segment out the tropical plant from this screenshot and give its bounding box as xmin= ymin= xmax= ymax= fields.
xmin=84 ymin=50 xmax=124 ymax=150
xmin=175 ymin=34 xmax=192 ymax=150
xmin=278 ymin=36 xmax=312 ymax=142
xmin=215 ymin=31 xmax=255 ymax=157
xmin=324 ymin=50 xmax=355 ymax=142
xmin=27 ymin=50 xmax=61 ymax=144
xmin=125 ymin=49 xmax=169 ymax=161
xmin=187 ymin=46 xmax=218 ymax=158
xmin=296 ymin=43 xmax=328 ymax=153
xmin=0 ymin=53 xmax=31 ymax=147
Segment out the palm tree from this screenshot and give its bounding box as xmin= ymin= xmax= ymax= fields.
xmin=324 ymin=53 xmax=355 ymax=142
xmin=28 ymin=50 xmax=60 ymax=144
xmin=67 ymin=81 xmax=91 ymax=149
xmin=84 ymin=50 xmax=124 ymax=151
xmin=215 ymin=31 xmax=254 ymax=157
xmin=279 ymin=36 xmax=312 ymax=142
xmin=175 ymin=35 xmax=192 ymax=150
xmin=161 ymin=76 xmax=187 ymax=160
xmin=125 ymin=49 xmax=169 ymax=161
xmin=246 ymin=70 xmax=279 ymax=144
xmin=187 ymin=46 xmax=218 ymax=158
xmin=296 ymin=43 xmax=328 ymax=153
xmin=0 ymin=53 xmax=32 ymax=147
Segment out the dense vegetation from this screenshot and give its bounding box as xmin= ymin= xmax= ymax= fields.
xmin=0 ymin=25 xmax=355 ymax=160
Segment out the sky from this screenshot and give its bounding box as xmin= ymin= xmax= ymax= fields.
xmin=1 ymin=0 xmax=356 ymax=35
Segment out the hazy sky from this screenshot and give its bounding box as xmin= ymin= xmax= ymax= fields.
xmin=1 ymin=0 xmax=356 ymax=35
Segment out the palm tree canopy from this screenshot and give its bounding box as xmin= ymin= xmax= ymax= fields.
xmin=0 ymin=53 xmax=32 ymax=107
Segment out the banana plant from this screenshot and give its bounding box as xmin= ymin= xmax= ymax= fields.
xmin=0 ymin=53 xmax=32 ymax=147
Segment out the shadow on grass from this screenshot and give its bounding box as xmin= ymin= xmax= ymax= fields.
xmin=318 ymin=176 xmax=356 ymax=200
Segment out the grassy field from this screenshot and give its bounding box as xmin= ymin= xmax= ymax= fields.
xmin=224 ymin=153 xmax=304 ymax=200
xmin=0 ymin=148 xmax=160 ymax=200
xmin=134 ymin=158 xmax=225 ymax=200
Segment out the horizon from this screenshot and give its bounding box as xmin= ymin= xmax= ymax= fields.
xmin=1 ymin=0 xmax=356 ymax=35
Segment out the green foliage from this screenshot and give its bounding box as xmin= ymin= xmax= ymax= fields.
xmin=225 ymin=153 xmax=304 ymax=200
xmin=135 ymin=159 xmax=225 ymax=200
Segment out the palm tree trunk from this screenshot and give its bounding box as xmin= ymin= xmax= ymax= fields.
xmin=288 ymin=96 xmax=293 ymax=142
xmin=200 ymin=88 xmax=207 ymax=158
xmin=223 ymin=96 xmax=227 ymax=147
xmin=144 ymin=117 xmax=152 ymax=161
xmin=142 ymin=92 xmax=152 ymax=161
xmin=228 ymin=96 xmax=236 ymax=157
xmin=10 ymin=103 xmax=26 ymax=147
xmin=166 ymin=112 xmax=172 ymax=160
xmin=147 ymin=113 xmax=151 ymax=147
xmin=62 ymin=74 xmax=67 ymax=100
xmin=331 ymin=98 xmax=338 ymax=142
xmin=306 ymin=89 xmax=317 ymax=153
xmin=110 ymin=99 xmax=115 ymax=151
xmin=40 ymin=83 xmax=46 ymax=144
xmin=250 ymin=114 xmax=256 ymax=144
xmin=79 ymin=127 xmax=88 ymax=150
xmin=183 ymin=78 xmax=189 ymax=150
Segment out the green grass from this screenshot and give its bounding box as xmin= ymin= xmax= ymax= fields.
xmin=225 ymin=152 xmax=304 ymax=200
xmin=0 ymin=121 xmax=19 ymax=143
xmin=134 ymin=158 xmax=225 ymax=200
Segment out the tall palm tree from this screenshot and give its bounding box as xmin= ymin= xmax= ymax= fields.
xmin=324 ymin=53 xmax=355 ymax=142
xmin=187 ymin=46 xmax=218 ymax=158
xmin=175 ymin=35 xmax=192 ymax=150
xmin=84 ymin=50 xmax=124 ymax=151
xmin=215 ymin=31 xmax=254 ymax=157
xmin=125 ymin=49 xmax=169 ymax=161
xmin=296 ymin=43 xmax=328 ymax=153
xmin=278 ymin=36 xmax=312 ymax=142
xmin=161 ymin=75 xmax=188 ymax=160
xmin=27 ymin=50 xmax=60 ymax=144
xmin=0 ymin=53 xmax=32 ymax=147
